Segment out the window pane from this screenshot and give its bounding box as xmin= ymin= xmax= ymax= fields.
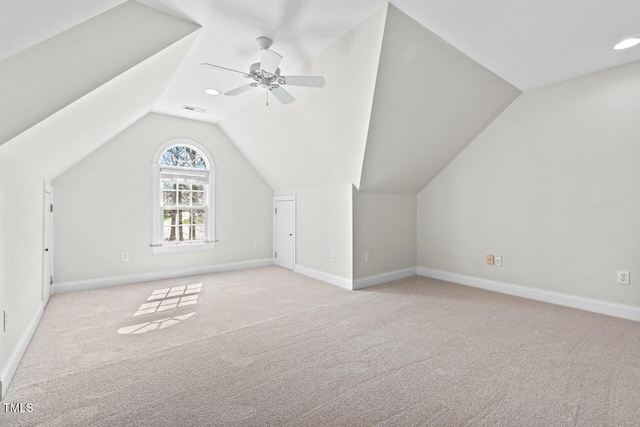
xmin=195 ymin=226 xmax=205 ymax=241
xmin=192 ymin=184 xmax=204 ymax=191
xmin=192 ymin=191 xmax=204 ymax=206
xmin=193 ymin=209 xmax=205 ymax=225
xmin=163 ymin=210 xmax=177 ymax=225
xmin=176 ymin=224 xmax=185 ymax=241
xmin=180 ymin=225 xmax=192 ymax=241
xmin=163 ymin=226 xmax=177 ymax=242
xmin=163 ymin=183 xmax=176 ymax=190
xmin=163 ymin=191 xmax=176 ymax=206
xmin=180 ymin=210 xmax=192 ymax=225
xmin=178 ymin=184 xmax=189 ymax=190
xmin=159 ymin=146 xmax=208 ymax=169
xmin=161 ymin=151 xmax=178 ymax=167
xmin=178 ymin=191 xmax=191 ymax=206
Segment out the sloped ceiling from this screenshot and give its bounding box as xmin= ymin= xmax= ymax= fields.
xmin=140 ymin=0 xmax=390 ymax=123
xmin=0 ymin=1 xmax=199 ymax=145
xmin=392 ymin=0 xmax=640 ymax=91
xmin=0 ymin=1 xmax=200 ymax=181
xmin=0 ymin=34 xmax=198 ymax=182
xmin=0 ymin=0 xmax=125 ymax=61
xmin=218 ymin=5 xmax=388 ymax=191
xmin=3 ymin=1 xmax=634 ymax=194
xmin=3 ymin=1 xmax=639 ymax=127
xmin=358 ymin=5 xmax=521 ymax=194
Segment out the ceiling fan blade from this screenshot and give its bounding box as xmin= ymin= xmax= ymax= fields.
xmin=225 ymin=84 xmax=256 ymax=96
xmin=281 ymin=76 xmax=326 ymax=88
xmin=201 ymin=63 xmax=250 ymax=78
xmin=270 ymin=86 xmax=295 ymax=105
xmin=260 ymin=49 xmax=283 ymax=74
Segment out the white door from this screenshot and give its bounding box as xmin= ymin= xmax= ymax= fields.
xmin=275 ymin=199 xmax=295 ymax=270
xmin=43 ymin=184 xmax=54 ymax=306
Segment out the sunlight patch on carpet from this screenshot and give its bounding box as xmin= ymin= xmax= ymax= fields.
xmin=117 ymin=312 xmax=196 ymax=335
xmin=134 ymin=294 xmax=199 ymax=316
xmin=134 ymin=283 xmax=202 ymax=316
xmin=147 ymin=283 xmax=202 ymax=301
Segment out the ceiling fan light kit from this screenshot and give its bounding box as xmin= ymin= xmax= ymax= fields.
xmin=201 ymin=36 xmax=326 ymax=105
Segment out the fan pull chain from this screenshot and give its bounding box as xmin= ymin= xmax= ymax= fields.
xmin=266 ymin=89 xmax=269 ymax=106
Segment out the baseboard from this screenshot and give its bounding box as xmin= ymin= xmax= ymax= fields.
xmin=417 ymin=267 xmax=640 ymax=322
xmin=53 ymin=258 xmax=274 ymax=294
xmin=1 ymin=301 xmax=44 ymax=401
xmin=353 ymin=267 xmax=417 ymax=290
xmin=294 ymin=265 xmax=353 ymax=290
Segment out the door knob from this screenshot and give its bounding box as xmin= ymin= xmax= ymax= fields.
xmin=45 ymin=248 xmax=49 ymax=251
xmin=289 ymin=234 xmax=292 ymax=236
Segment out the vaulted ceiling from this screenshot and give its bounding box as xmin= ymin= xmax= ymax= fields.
xmin=219 ymin=5 xmax=520 ymax=193
xmin=219 ymin=5 xmax=387 ymax=190
xmin=3 ymin=0 xmax=639 ymax=122
xmin=358 ymin=5 xmax=520 ymax=194
xmin=0 ymin=1 xmax=199 ymax=181
xmin=1 ymin=0 xmax=639 ymax=191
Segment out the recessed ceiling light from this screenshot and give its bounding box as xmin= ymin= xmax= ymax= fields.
xmin=204 ymin=88 xmax=221 ymax=96
xmin=613 ymin=38 xmax=640 ymax=50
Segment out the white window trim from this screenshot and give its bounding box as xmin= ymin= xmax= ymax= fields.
xmin=151 ymin=139 xmax=217 ymax=254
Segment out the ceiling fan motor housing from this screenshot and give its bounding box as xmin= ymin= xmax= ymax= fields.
xmin=249 ymin=62 xmax=284 ymax=88
xmin=250 ymin=62 xmax=281 ymax=76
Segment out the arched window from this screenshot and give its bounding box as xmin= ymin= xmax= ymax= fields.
xmin=151 ymin=140 xmax=216 ymax=253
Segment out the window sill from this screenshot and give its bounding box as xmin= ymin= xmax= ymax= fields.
xmin=151 ymin=241 xmax=218 ymax=254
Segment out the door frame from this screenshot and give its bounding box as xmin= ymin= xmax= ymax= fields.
xmin=273 ymin=195 xmax=296 ymax=269
xmin=42 ymin=182 xmax=54 ymax=305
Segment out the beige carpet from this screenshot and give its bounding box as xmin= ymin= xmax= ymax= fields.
xmin=2 ymin=266 xmax=640 ymax=426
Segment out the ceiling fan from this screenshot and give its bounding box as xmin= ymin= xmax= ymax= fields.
xmin=201 ymin=37 xmax=326 ymax=105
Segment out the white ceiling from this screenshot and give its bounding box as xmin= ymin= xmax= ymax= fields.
xmin=2 ymin=0 xmax=640 ymax=122
xmin=0 ymin=1 xmax=198 ymax=144
xmin=359 ymin=5 xmax=520 ymax=194
xmin=0 ymin=0 xmax=125 ymax=61
xmin=0 ymin=1 xmax=199 ymax=179
xmin=394 ymin=0 xmax=640 ymax=91
xmin=220 ymin=5 xmax=387 ymax=191
xmin=137 ymin=0 xmax=388 ymax=122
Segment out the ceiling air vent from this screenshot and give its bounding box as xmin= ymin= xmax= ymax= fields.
xmin=183 ymin=105 xmax=206 ymax=113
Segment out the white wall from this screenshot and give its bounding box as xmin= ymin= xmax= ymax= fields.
xmin=359 ymin=4 xmax=520 ymax=194
xmin=417 ymin=59 xmax=640 ymax=307
xmin=274 ymin=187 xmax=416 ymax=285
xmin=0 ymin=151 xmax=46 ymax=398
xmin=53 ymin=113 xmax=273 ymax=284
xmin=353 ymin=192 xmax=416 ymax=279
xmin=276 ymin=184 xmax=353 ymax=281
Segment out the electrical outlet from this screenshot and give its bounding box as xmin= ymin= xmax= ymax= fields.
xmin=494 ymin=255 xmax=502 ymax=266
xmin=365 ymin=252 xmax=371 ymax=263
xmin=121 ymin=252 xmax=129 ymax=262
xmin=3 ymin=310 xmax=7 ymax=332
xmin=487 ymin=254 xmax=494 ymax=265
xmin=253 ymin=242 xmax=259 ymax=249
xmin=617 ymin=270 xmax=630 ymax=285
xmin=330 ymin=253 xmax=335 ymax=262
